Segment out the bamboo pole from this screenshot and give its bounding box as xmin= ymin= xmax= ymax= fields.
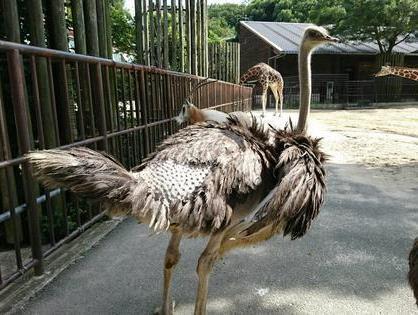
xmin=84 ymin=0 xmax=100 ymax=56
xmin=170 ymin=0 xmax=176 ymax=69
xmin=185 ymin=0 xmax=191 ymax=73
xmin=163 ymin=0 xmax=169 ymax=68
xmin=156 ymin=0 xmax=162 ymax=67
xmin=72 ymin=0 xmax=87 ymax=54
xmin=143 ymin=0 xmax=149 ymax=65
xmin=190 ymin=0 xmax=196 ymax=74
xmin=135 ymin=0 xmax=144 ymax=64
xmin=149 ymin=0 xmax=155 ymax=65
xmin=178 ymin=0 xmax=184 ymax=72
xmin=105 ymin=0 xmax=113 ymax=58
xmin=196 ymin=0 xmax=201 ymax=75
xmin=96 ymin=0 xmax=108 ymax=58
xmin=3 ymin=0 xmax=20 ymax=42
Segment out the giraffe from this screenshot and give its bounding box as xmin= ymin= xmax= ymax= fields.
xmin=240 ymin=62 xmax=284 ymax=117
xmin=375 ymin=65 xmax=418 ymax=81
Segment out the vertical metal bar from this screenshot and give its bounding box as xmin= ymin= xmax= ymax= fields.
xmin=139 ymin=69 xmax=150 ymax=156
xmin=47 ymin=58 xmax=61 ymax=146
xmin=128 ymin=70 xmax=138 ymax=164
xmin=7 ymin=49 xmax=44 ymax=275
xmin=0 ymin=79 xmax=23 ymax=270
xmin=104 ymin=66 xmax=116 ymax=155
xmin=120 ymin=69 xmax=131 ymax=167
xmin=92 ymin=63 xmax=108 ymax=151
xmin=85 ymin=64 xmax=97 ymax=141
xmin=74 ymin=62 xmax=86 ymax=140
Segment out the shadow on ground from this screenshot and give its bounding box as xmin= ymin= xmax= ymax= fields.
xmin=17 ymin=163 xmax=418 ymax=314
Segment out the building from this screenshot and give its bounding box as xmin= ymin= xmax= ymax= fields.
xmin=239 ymin=21 xmax=418 ymax=105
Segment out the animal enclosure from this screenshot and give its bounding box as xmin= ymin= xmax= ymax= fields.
xmin=0 ymin=40 xmax=252 ymax=290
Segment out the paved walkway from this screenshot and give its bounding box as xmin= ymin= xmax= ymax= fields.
xmin=16 ymin=162 xmax=418 ymax=314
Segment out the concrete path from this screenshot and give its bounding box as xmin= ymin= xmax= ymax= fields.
xmin=16 ymin=162 xmax=418 ymax=314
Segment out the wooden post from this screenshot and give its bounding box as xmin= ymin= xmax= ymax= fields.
xmin=190 ymin=0 xmax=196 ymax=74
xmin=135 ymin=0 xmax=144 ymax=64
xmin=156 ymin=0 xmax=162 ymax=67
xmin=196 ymin=0 xmax=201 ymax=75
xmin=178 ymin=0 xmax=184 ymax=72
xmin=84 ymin=0 xmax=100 ymax=56
xmin=72 ymin=0 xmax=87 ymax=54
xmin=96 ymin=0 xmax=108 ymax=58
xmin=104 ymin=0 xmax=113 ymax=59
xmin=149 ymin=0 xmax=155 ymax=65
xmin=163 ymin=0 xmax=169 ymax=68
xmin=170 ymin=0 xmax=177 ymax=69
xmin=143 ymin=0 xmax=149 ymax=65
xmin=3 ymin=0 xmax=20 ymax=42
xmin=185 ymin=0 xmax=191 ymax=73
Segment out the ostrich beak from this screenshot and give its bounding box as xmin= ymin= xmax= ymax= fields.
xmin=325 ymin=35 xmax=340 ymax=43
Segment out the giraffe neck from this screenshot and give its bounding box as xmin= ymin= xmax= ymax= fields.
xmin=389 ymin=67 xmax=418 ymax=81
xmin=240 ymin=67 xmax=262 ymax=84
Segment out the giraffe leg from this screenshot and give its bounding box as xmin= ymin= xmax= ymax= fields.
xmin=194 ymin=232 xmax=225 ymax=315
xmin=279 ymin=86 xmax=283 ymax=117
xmin=271 ymin=86 xmax=280 ymax=116
xmin=155 ymin=230 xmax=182 ymax=315
xmin=261 ymin=87 xmax=268 ymax=117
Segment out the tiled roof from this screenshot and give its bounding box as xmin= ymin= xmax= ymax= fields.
xmin=241 ymin=21 xmax=418 ymax=55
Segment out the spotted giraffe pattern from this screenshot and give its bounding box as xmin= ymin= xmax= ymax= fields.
xmin=240 ymin=63 xmax=284 ymax=117
xmin=376 ymin=66 xmax=418 ymax=81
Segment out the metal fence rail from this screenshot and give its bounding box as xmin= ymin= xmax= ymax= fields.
xmin=0 ymin=40 xmax=252 ymax=290
xmin=251 ymin=74 xmax=418 ymax=108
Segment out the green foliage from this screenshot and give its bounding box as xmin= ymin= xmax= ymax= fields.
xmin=244 ymin=0 xmax=418 ymax=53
xmin=311 ymin=0 xmax=418 ymax=53
xmin=208 ymin=4 xmax=246 ymax=43
xmin=110 ymin=0 xmax=135 ymax=55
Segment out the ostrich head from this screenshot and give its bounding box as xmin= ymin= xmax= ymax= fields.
xmin=375 ymin=65 xmax=392 ymax=77
xmin=301 ymin=25 xmax=340 ymax=50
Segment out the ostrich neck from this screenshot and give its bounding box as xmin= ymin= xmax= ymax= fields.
xmin=296 ymin=44 xmax=313 ymax=133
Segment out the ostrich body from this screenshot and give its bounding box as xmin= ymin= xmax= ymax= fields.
xmin=28 ymin=26 xmax=338 ymax=314
xmin=409 ymin=238 xmax=418 ymax=305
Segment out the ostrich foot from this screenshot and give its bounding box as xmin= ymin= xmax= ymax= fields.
xmin=153 ymin=301 xmax=175 ymax=315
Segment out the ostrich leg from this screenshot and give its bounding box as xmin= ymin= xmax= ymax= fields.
xmin=194 ymin=232 xmax=225 ymax=315
xmin=156 ymin=230 xmax=182 ymax=315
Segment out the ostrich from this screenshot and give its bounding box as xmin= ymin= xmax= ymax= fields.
xmin=27 ymin=26 xmax=338 ymax=314
xmin=409 ymin=238 xmax=418 ymax=305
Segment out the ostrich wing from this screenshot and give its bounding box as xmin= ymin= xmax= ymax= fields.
xmin=130 ymin=122 xmax=272 ymax=233
xmin=226 ymin=133 xmax=326 ymax=240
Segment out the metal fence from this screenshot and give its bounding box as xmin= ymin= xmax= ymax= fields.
xmin=0 ymin=40 xmax=252 ymax=290
xmin=251 ymin=74 xmax=418 ymax=108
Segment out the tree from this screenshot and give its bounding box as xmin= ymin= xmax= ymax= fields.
xmin=246 ymin=0 xmax=317 ymax=23
xmin=208 ymin=4 xmax=246 ymax=42
xmin=110 ymin=0 xmax=135 ymax=55
xmin=310 ymin=0 xmax=418 ymax=54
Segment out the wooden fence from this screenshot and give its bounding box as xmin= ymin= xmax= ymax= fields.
xmin=0 ymin=40 xmax=252 ymax=290
xmin=208 ymin=42 xmax=240 ymax=84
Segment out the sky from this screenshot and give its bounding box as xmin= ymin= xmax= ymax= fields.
xmin=124 ymin=0 xmax=245 ymax=13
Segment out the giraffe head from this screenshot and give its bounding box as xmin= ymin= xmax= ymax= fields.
xmin=302 ymin=25 xmax=340 ymax=50
xmin=375 ymin=66 xmax=392 ymax=77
